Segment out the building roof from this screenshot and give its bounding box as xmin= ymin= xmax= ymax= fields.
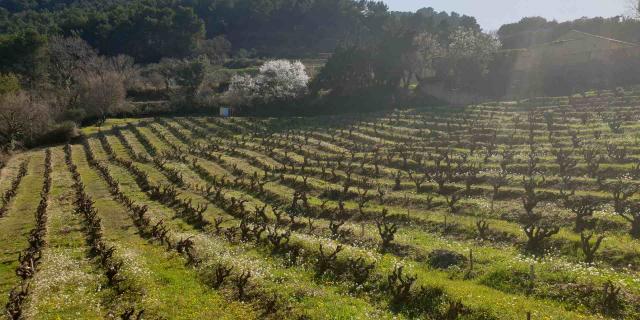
xmin=508 ymin=30 xmax=640 ymax=72
xmin=542 ymin=30 xmax=639 ymax=48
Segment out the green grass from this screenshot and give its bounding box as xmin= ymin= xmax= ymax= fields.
xmin=23 ymin=147 xmax=104 ymax=319
xmin=153 ymin=116 xmax=640 ymax=318
xmin=80 ymin=119 xmax=146 ymax=136
xmin=105 ymin=128 xmax=602 ymax=319
xmin=70 ymin=144 xmax=257 ymax=319
xmin=93 ymin=137 xmax=402 ymax=320
xmin=6 ymin=95 xmax=640 ymax=319
xmin=0 ymin=152 xmax=43 ymax=312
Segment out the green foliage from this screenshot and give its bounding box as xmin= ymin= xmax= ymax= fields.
xmin=172 ymin=57 xmax=209 ymax=98
xmin=63 ymin=108 xmax=87 ymax=123
xmin=312 ymin=47 xmax=374 ymax=95
xmin=311 ymin=6 xmax=491 ymax=105
xmin=479 ymin=267 xmax=532 ymax=294
xmin=0 ymin=30 xmax=48 ymax=86
xmin=83 ymin=3 xmax=205 ymax=62
xmin=32 ymin=120 xmax=77 ymax=146
xmin=0 ymin=0 xmax=398 ymax=61
xmin=158 ymin=56 xmax=210 ymax=100
xmin=0 ymin=73 xmax=20 ymax=95
xmin=0 ymin=1 xmax=205 ymax=63
xmin=195 ymin=36 xmax=231 ymax=63
xmin=435 ymin=27 xmax=500 ymax=91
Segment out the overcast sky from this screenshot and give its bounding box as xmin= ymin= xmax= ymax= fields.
xmin=384 ymin=0 xmax=632 ymax=31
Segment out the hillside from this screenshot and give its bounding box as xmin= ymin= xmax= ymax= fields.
xmin=1 ymin=89 xmax=640 ymax=319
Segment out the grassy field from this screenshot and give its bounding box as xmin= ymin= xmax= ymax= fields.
xmin=1 ymin=91 xmax=640 ymax=319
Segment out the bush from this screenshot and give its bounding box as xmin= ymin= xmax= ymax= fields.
xmin=478 ymin=267 xmax=532 ymax=294
xmin=427 ymin=249 xmax=466 ymax=269
xmin=63 ymin=108 xmax=87 ymax=123
xmin=32 ymin=121 xmax=77 ymax=146
xmin=0 ymin=73 xmax=20 ymax=95
xmin=0 ymin=91 xmax=51 ymax=149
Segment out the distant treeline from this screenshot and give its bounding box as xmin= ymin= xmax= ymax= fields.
xmin=2 ymin=1 xmax=640 ymax=117
xmin=0 ymin=1 xmax=483 ymax=62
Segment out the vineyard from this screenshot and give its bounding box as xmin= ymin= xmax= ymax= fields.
xmin=2 ymin=91 xmax=640 ymax=319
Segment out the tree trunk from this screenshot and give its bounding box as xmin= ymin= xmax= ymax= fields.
xmin=574 ymin=214 xmax=587 ymax=233
xmin=631 ymin=216 xmax=640 ymax=239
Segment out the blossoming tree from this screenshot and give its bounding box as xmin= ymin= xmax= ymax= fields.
xmin=228 ymin=59 xmax=309 ymax=105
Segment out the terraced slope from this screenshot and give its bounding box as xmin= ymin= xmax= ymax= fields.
xmin=2 ymin=91 xmax=640 ymax=319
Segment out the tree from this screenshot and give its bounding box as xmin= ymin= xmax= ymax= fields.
xmin=44 ymin=35 xmax=137 ymax=123
xmin=256 ymin=60 xmax=309 ymax=100
xmin=0 ymin=30 xmax=48 ymax=87
xmin=74 ymin=71 xmax=126 ymax=123
xmin=436 ymin=27 xmax=500 ymax=91
xmin=173 ymin=57 xmax=210 ymax=100
xmin=312 ymin=5 xmax=489 ymax=101
xmin=227 ymin=73 xmax=258 ymax=105
xmin=0 ymin=91 xmax=50 ymax=149
xmin=409 ymin=32 xmax=444 ymax=87
xmin=71 ymin=55 xmax=135 ymax=123
xmin=194 ymin=35 xmax=231 ymax=64
xmin=311 ymin=47 xmax=375 ymax=96
xmin=47 ymin=35 xmax=98 ymax=91
xmin=94 ymin=5 xmax=206 ymax=62
xmin=157 ymin=56 xmax=210 ymax=99
xmin=497 ymin=17 xmax=553 ymax=49
xmin=228 ymin=59 xmax=309 ymax=105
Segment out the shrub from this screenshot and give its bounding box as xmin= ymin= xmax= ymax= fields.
xmin=478 ymin=267 xmax=532 ymax=294
xmin=0 ymin=91 xmax=51 ymax=149
xmin=63 ymin=108 xmax=87 ymax=123
xmin=32 ymin=121 xmax=78 ymax=146
xmin=427 ymin=249 xmax=466 ymax=269
xmin=0 ymin=73 xmax=20 ymax=95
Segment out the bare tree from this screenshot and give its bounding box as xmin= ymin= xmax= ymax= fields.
xmin=75 ymin=71 xmax=127 ymax=123
xmin=0 ymin=92 xmax=51 ymax=149
xmin=47 ymin=35 xmax=98 ymax=91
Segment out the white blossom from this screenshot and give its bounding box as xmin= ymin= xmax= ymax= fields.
xmin=228 ymin=59 xmax=309 ymax=105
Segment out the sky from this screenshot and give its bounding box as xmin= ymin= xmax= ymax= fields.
xmin=384 ymin=0 xmax=632 ymax=31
